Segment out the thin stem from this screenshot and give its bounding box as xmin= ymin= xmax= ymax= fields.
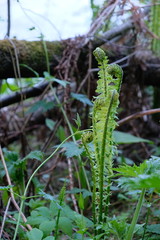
xmin=104 ymin=176 xmax=111 ymax=219
xmin=54 ymin=207 xmax=61 ymax=240
xmin=52 ymin=87 xmax=91 ymax=192
xmin=82 ymin=139 xmax=96 ymax=228
xmin=125 ymin=188 xmax=146 ymax=240
xmin=98 ymin=91 xmax=115 ymax=224
xmin=42 ymin=36 xmax=50 ymax=74
xmin=142 ymin=191 xmax=153 ymax=240
xmin=102 ymin=61 xmax=107 ymax=97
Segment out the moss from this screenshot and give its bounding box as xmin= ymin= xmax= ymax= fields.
xmin=0 ymin=39 xmax=64 ymax=78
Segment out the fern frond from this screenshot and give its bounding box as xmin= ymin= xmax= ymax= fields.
xmin=93 ymin=48 xmax=123 ymax=225
xmin=82 ymin=47 xmax=123 ymax=232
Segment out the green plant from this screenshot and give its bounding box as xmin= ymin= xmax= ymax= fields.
xmin=113 ymin=156 xmax=160 ymax=240
xmin=81 ymin=47 xmax=160 ymax=240
xmin=150 ymin=0 xmax=160 ymax=56
xmin=1 ymin=47 xmax=160 ymax=240
xmin=82 ymin=47 xmax=123 ymax=238
xmin=11 ymin=130 xmax=86 ymax=240
xmin=149 ymin=0 xmax=160 ymax=121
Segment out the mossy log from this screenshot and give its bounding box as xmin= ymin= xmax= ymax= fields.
xmin=0 ymin=39 xmax=64 ymax=78
xmin=0 ymin=18 xmax=160 ymax=88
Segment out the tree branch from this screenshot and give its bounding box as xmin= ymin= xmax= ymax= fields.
xmin=0 ymin=81 xmax=50 ymax=108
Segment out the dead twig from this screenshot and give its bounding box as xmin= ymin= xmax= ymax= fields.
xmin=118 ymin=108 xmax=160 ymax=126
xmin=67 ymin=157 xmax=79 ymax=213
xmin=0 ymin=197 xmax=11 ymax=238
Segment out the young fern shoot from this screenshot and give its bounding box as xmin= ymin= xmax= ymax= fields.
xmin=82 ymin=47 xmax=123 ymax=234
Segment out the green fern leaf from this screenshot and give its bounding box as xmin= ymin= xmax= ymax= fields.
xmin=83 ymin=47 xmax=123 ymax=226
xmin=61 ymin=141 xmax=84 ymax=158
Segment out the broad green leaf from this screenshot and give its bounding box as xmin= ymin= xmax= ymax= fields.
xmin=15 ymin=151 xmax=44 ymax=166
xmin=43 ymin=72 xmax=69 ymax=87
xmin=71 ymin=92 xmax=93 ymax=106
xmin=115 ymin=156 xmax=160 ymax=190
xmin=113 ymin=161 xmax=148 ymax=177
xmin=45 ymin=118 xmax=56 ymax=130
xmin=117 ymin=172 xmax=160 ymax=190
xmin=135 ymin=173 xmax=160 ymax=189
xmin=58 ymin=216 xmax=73 ymax=236
xmin=74 ymin=214 xmax=93 ymax=228
xmin=133 ymin=224 xmax=145 ymax=234
xmin=147 ymin=224 xmax=160 ymax=234
xmin=66 ymin=188 xmax=86 ymax=194
xmin=26 ymin=199 xmax=46 ymax=209
xmin=103 ymin=218 xmax=128 ymax=239
xmin=60 ymin=205 xmax=77 ymax=221
xmin=39 ymin=220 xmax=55 ymax=236
xmin=27 ymin=100 xmax=54 ymax=114
xmin=56 ymin=125 xmax=66 ymax=141
xmin=0 ymin=81 xmax=8 ymax=94
xmin=0 ymin=81 xmax=19 ymax=94
xmin=43 ymin=72 xmax=50 ymax=78
xmin=49 ymin=201 xmax=59 ymax=217
xmin=27 ymin=216 xmax=48 ymax=225
xmin=78 ymin=193 xmax=84 ymax=210
xmin=43 ymin=237 xmax=55 ymax=240
xmin=26 ymin=228 xmax=43 ymax=240
xmin=61 ymin=141 xmax=84 ymax=157
xmin=59 ymin=205 xmax=93 ymax=227
xmin=113 ymin=131 xmax=152 ymax=144
xmin=66 ymin=188 xmax=92 ymax=198
xmin=3 ymin=149 xmax=19 ymax=162
xmin=2 ymin=81 xmax=19 ymax=92
xmin=52 ymin=78 xmax=70 ymax=87
xmin=23 ymin=150 xmax=44 ymax=161
xmin=35 ymin=207 xmax=51 ymax=218
xmin=153 ymin=209 xmax=160 ymax=217
xmin=74 ymin=113 xmax=81 ymax=129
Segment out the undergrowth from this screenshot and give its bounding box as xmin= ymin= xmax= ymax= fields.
xmin=1 ymin=48 xmax=160 ymax=240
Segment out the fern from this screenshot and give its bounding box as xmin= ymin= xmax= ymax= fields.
xmin=82 ymin=47 xmax=123 ymax=235
xmin=114 ymin=156 xmax=160 ymax=190
xmin=150 ymin=0 xmax=160 ymax=56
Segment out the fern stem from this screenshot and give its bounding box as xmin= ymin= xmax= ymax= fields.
xmin=82 ymin=139 xmax=96 ymax=227
xmin=142 ymin=191 xmax=153 ymax=240
xmin=104 ymin=176 xmax=111 ymax=219
xmin=98 ymin=91 xmax=116 ymax=224
xmin=125 ymin=188 xmax=146 ymax=240
xmin=55 ymin=186 xmax=66 ymax=240
xmin=102 ymin=63 xmax=107 ymax=97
